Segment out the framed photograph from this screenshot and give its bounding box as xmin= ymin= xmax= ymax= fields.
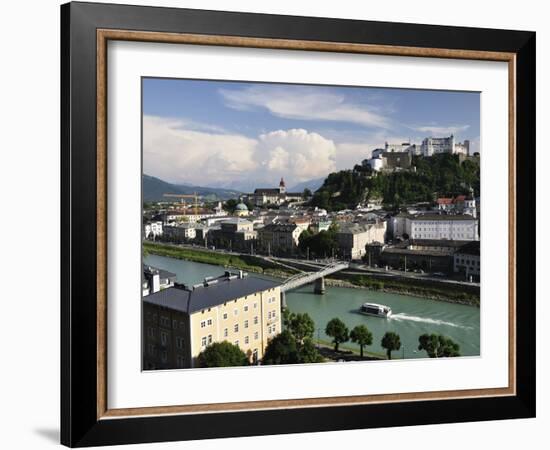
xmin=61 ymin=1 xmax=536 ymax=447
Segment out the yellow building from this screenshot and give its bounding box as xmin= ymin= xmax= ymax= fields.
xmin=143 ymin=271 xmax=281 ymax=370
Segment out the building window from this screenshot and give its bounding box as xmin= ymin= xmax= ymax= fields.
xmin=172 ymin=320 xmax=178 ymax=329
xmin=244 ymin=336 xmax=249 ymax=345
xmin=223 ymin=313 xmax=228 ymax=320
xmin=234 ymin=324 xmax=239 ymax=333
xmin=244 ymin=320 xmax=249 ymax=329
xmin=254 ymin=316 xmax=258 ymax=325
xmin=176 ymin=355 xmax=185 ymax=368
xmin=254 ymin=332 xmax=259 ymax=340
xmin=234 ymin=309 xmax=238 ymax=316
xmin=160 ymin=331 xmax=168 ymax=346
xmin=234 ymin=340 xmax=239 ymax=347
xmin=207 ymin=318 xmax=213 ymax=326
xmin=208 ymin=334 xmax=213 ymax=345
xmin=147 ymin=343 xmax=156 ymax=356
xmin=147 ymin=327 xmax=155 ymax=338
xmin=200 ymin=320 xmax=206 ymax=328
xmin=224 ymin=328 xmax=228 ymax=337
xmin=244 ymin=305 xmax=249 ymax=312
xmin=253 ymin=302 xmax=258 ymax=309
xmin=161 ymin=350 xmax=168 ymax=363
xmin=201 ymin=336 xmax=207 ymax=347
xmin=180 ymin=321 xmax=185 ymax=330
xmin=176 ymin=336 xmax=184 ymax=349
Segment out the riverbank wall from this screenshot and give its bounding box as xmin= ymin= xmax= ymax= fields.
xmin=143 ymin=242 xmax=479 ymax=306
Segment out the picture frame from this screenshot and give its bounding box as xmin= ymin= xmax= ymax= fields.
xmin=60 ymin=1 xmax=536 ymax=447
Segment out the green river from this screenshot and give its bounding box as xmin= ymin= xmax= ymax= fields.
xmin=144 ymin=254 xmax=480 ymax=359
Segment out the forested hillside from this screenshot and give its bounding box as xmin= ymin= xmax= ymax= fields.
xmin=310 ymin=154 xmax=480 ymax=211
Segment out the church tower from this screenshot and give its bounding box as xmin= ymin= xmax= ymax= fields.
xmin=279 ymin=177 xmax=286 ymax=194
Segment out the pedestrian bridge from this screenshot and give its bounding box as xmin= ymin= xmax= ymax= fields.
xmin=280 ymin=262 xmax=349 ymax=294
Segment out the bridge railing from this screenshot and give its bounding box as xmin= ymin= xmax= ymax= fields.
xmin=280 ymin=262 xmax=349 ymax=292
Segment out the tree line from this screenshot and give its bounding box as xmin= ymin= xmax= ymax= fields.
xmin=324 ymin=317 xmax=460 ymax=359
xmin=197 ymin=311 xmax=461 ymax=367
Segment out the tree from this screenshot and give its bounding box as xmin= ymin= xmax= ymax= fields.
xmin=302 ymin=188 xmax=312 ymax=199
xmin=286 ymin=312 xmax=315 ymax=343
xmin=299 ymin=338 xmax=324 ymax=363
xmin=224 ymin=198 xmax=238 ymax=213
xmin=381 ymin=331 xmax=401 ymax=360
xmin=197 ymin=341 xmax=249 ymax=368
xmin=298 ymin=228 xmax=313 ymax=252
xmin=298 ymin=225 xmax=339 ymax=259
xmin=262 ymin=330 xmax=299 ymax=365
xmin=263 ymin=330 xmax=323 ymax=365
xmin=418 ymin=333 xmax=461 ymax=358
xmin=350 ymin=325 xmax=373 ymax=358
xmin=325 ymin=318 xmax=349 ymax=352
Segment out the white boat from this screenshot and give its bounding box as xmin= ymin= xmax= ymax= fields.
xmin=359 ymin=302 xmax=392 ymax=318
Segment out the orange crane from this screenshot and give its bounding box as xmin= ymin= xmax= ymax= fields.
xmin=163 ymin=193 xmax=201 ymax=215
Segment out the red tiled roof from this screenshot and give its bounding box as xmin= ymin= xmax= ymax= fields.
xmin=437 ymin=195 xmax=469 ymax=205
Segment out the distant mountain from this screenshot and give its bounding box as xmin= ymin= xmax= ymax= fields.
xmin=205 ymin=179 xmax=261 ymax=193
xmin=143 ymin=175 xmax=242 ymax=202
xmin=289 ymin=177 xmax=325 ymax=193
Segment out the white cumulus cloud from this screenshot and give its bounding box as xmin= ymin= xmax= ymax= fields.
xmin=258 ymin=129 xmax=337 ymax=183
xmin=143 ymin=115 xmax=258 ymax=186
xmin=144 ymin=116 xmax=408 ymax=189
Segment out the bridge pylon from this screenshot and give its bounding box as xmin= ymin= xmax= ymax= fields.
xmin=314 ymin=277 xmax=326 ymax=294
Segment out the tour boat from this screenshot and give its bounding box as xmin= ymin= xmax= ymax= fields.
xmin=359 ymin=302 xmax=392 ymax=318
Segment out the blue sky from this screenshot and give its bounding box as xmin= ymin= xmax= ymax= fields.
xmin=143 ymin=78 xmax=479 ymax=191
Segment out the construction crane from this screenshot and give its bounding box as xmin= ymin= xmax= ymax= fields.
xmin=163 ymin=193 xmax=201 ymax=215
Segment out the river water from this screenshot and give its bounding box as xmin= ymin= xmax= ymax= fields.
xmin=144 ymin=254 xmax=480 ymax=359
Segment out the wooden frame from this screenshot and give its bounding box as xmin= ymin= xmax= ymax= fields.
xmin=61 ymin=1 xmax=535 ymax=447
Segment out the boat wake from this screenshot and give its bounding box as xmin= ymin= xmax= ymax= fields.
xmin=390 ymin=313 xmax=473 ymax=330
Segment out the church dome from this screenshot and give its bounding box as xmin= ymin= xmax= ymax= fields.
xmin=235 ymin=202 xmax=248 ymax=211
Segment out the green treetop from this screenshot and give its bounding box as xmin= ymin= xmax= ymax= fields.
xmin=325 ymin=318 xmax=349 ymax=352
xmin=381 ymin=331 xmax=401 ymax=360
xmin=350 ymin=325 xmax=373 ymax=358
xmin=197 ymin=341 xmax=249 ymax=368
xmin=284 ymin=311 xmax=315 ymax=344
xmin=418 ymin=333 xmax=461 ymax=358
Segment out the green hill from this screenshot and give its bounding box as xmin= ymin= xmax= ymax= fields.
xmin=310 ymin=154 xmax=480 ymax=211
